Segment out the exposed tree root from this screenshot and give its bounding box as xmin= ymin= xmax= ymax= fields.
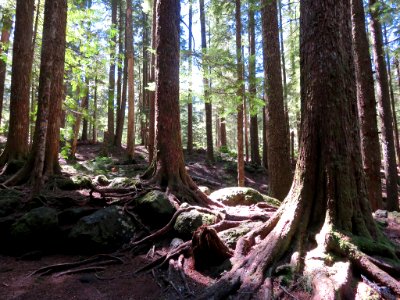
xmin=327 ymin=232 xmax=400 ymax=297
xmin=192 ymin=226 xmax=233 ymax=270
xmin=29 ymin=254 xmax=124 ymax=277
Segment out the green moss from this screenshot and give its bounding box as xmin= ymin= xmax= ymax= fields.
xmin=262 ymin=195 xmax=281 ymax=207
xmin=219 ymin=221 xmax=262 ymax=248
xmin=109 ymin=177 xmax=139 ymax=188
xmin=174 ymin=210 xmax=217 ymax=239
xmin=56 ymin=175 xmax=92 ymax=190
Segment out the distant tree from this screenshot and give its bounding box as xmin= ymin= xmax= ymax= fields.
xmin=126 ymin=0 xmax=135 ymax=159
xmin=0 ymin=0 xmax=35 ymax=167
xmin=107 ymin=0 xmax=117 ymax=145
xmin=235 ymin=0 xmax=245 ymax=187
xmin=369 ymin=0 xmax=399 ymax=211
xmin=0 ymin=9 xmax=13 ymax=126
xmin=248 ymin=3 xmax=260 ymax=166
xmin=199 ymin=0 xmax=214 ymax=162
xmin=262 ymin=0 xmax=291 ymax=199
xmin=351 ymin=0 xmax=382 ymax=210
xmin=147 ymin=0 xmax=156 ymax=163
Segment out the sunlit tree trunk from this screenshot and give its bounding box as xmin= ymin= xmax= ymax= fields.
xmin=107 ymin=0 xmax=117 ymax=145
xmin=0 ymin=11 xmax=12 ymax=126
xmin=126 ymin=0 xmax=135 ymax=159
xmin=235 ymin=0 xmax=245 ymax=187
xmin=369 ymin=0 xmax=399 ymax=211
xmin=187 ymin=0 xmax=193 ymax=154
xmin=0 ymin=0 xmax=35 ymax=166
xmin=262 ymin=0 xmax=292 ymax=199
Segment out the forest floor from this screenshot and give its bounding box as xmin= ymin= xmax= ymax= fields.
xmin=0 ymin=142 xmax=399 ymax=300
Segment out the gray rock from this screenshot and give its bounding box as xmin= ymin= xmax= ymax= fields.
xmin=58 ymin=207 xmax=98 ymax=225
xmin=56 ymin=175 xmax=92 ymax=190
xmin=174 ymin=209 xmax=216 ymax=239
xmin=69 ymin=206 xmax=135 ymax=252
xmin=198 ymin=186 xmax=211 ymax=195
xmin=374 ymin=209 xmax=388 ymax=219
xmin=135 ymin=190 xmax=176 ymax=227
xmin=109 ymin=177 xmax=139 ymax=188
xmin=209 ymin=187 xmax=280 ymax=207
xmin=219 ymin=221 xmax=262 ymax=248
xmin=94 ymin=175 xmax=110 ymax=186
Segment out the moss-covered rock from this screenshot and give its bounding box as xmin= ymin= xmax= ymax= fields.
xmin=135 ymin=190 xmax=175 ymax=228
xmin=56 ymin=175 xmax=92 ymax=190
xmin=0 ymin=189 xmax=23 ymax=217
xmin=218 ymin=221 xmax=263 ymax=248
xmin=209 ymin=187 xmax=280 ymax=207
xmin=174 ymin=209 xmax=217 ymax=239
xmin=58 ymin=207 xmax=98 ymax=226
xmin=94 ymin=175 xmax=110 ymax=186
xmin=389 ymin=211 xmax=400 ymax=224
xmin=69 ymin=206 xmax=135 ymax=252
xmin=10 ymin=207 xmax=59 ymax=250
xmin=109 ymin=177 xmax=139 ymax=188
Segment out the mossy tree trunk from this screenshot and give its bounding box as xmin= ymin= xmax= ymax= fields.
xmin=200 ymin=0 xmax=399 ymax=298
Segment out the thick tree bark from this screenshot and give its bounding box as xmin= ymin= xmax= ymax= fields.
xmin=235 ymin=0 xmax=245 ymax=187
xmin=262 ymin=0 xmax=292 ymax=200
xmin=199 ymin=0 xmax=214 ymax=162
xmin=0 ymin=11 xmax=12 ymax=126
xmin=6 ymin=0 xmax=68 ymax=194
xmin=248 ymin=6 xmax=260 ymax=166
xmin=126 ymin=0 xmax=135 ymax=159
xmin=201 ymin=1 xmax=387 ymax=298
xmin=369 ymin=0 xmax=399 ymax=211
xmin=187 ymin=0 xmax=193 ymax=154
xmin=141 ymin=11 xmax=149 ymax=147
xmin=0 ymin=0 xmax=35 ymax=166
xmin=43 ymin=4 xmax=67 ymax=176
xmin=143 ymin=0 xmax=216 ymax=207
xmin=147 ymin=0 xmax=156 ymax=163
xmin=107 ymin=0 xmax=117 ymax=145
xmin=351 ymin=0 xmax=383 ymax=210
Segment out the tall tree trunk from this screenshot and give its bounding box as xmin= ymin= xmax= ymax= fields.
xmin=80 ymin=81 xmax=89 ymax=142
xmin=0 ymin=11 xmax=12 ymax=126
xmin=202 ymin=1 xmax=386 ymax=297
xmin=187 ymin=0 xmax=193 ymax=154
xmin=43 ymin=3 xmax=67 ymax=176
xmin=142 ymin=0 xmax=216 ymax=207
xmin=383 ymin=25 xmax=400 ymax=167
xmin=6 ymin=0 xmax=67 ymax=193
xmin=248 ymin=5 xmax=260 ymax=165
xmin=93 ymin=76 xmax=98 ymax=143
xmin=107 ymin=0 xmax=117 ymax=145
xmin=262 ymin=0 xmax=292 ymax=200
xmin=199 ymin=0 xmax=214 ymax=162
xmin=126 ymin=0 xmax=135 ymax=159
xmin=235 ymin=0 xmax=245 ymax=187
xmin=141 ymin=11 xmax=149 ymax=147
xmin=0 ymin=0 xmax=34 ymax=167
xmin=70 ymin=82 xmax=89 ymax=159
xmin=147 ymin=0 xmax=156 ymax=163
xmin=351 ymin=0 xmax=383 ymax=210
xmin=115 ymin=0 xmax=124 ymax=137
xmin=262 ymin=105 xmax=268 ymax=170
xmin=369 ymin=0 xmax=399 ymax=211
xmin=220 ymin=116 xmax=227 ymax=148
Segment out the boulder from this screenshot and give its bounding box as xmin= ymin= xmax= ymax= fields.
xmin=58 ymin=207 xmax=98 ymax=226
xmin=218 ymin=221 xmax=263 ymax=248
xmin=69 ymin=206 xmax=135 ymax=252
xmin=109 ymin=177 xmax=139 ymax=188
xmin=374 ymin=209 xmax=388 ymax=219
xmin=94 ymin=175 xmax=110 ymax=186
xmin=135 ymin=190 xmax=176 ymax=227
xmin=174 ymin=209 xmax=217 ymax=239
xmin=56 ymin=175 xmax=92 ymax=190
xmin=10 ymin=207 xmax=59 ymax=250
xmin=209 ymin=187 xmax=280 ymax=207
